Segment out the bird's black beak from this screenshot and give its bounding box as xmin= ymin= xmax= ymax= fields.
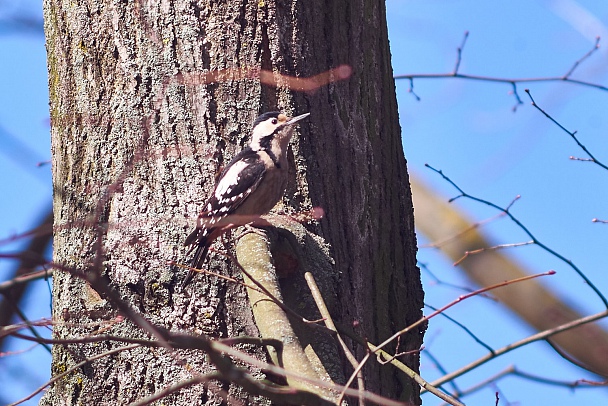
xmin=286 ymin=112 xmax=310 ymax=125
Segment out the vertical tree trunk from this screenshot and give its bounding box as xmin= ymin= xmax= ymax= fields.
xmin=293 ymin=2 xmax=424 ymax=402
xmin=42 ymin=0 xmax=423 ymax=404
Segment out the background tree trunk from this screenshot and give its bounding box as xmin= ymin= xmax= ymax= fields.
xmin=42 ymin=0 xmax=423 ymax=404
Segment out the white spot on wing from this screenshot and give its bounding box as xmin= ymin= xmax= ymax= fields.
xmin=215 ymin=161 xmax=248 ymax=200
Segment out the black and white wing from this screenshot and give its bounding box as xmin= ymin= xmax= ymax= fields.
xmin=202 ymin=148 xmax=267 ymax=222
xmin=182 ymin=149 xmax=267 ymax=284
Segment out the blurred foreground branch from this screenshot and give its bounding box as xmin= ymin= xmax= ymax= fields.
xmin=410 ymin=175 xmax=608 ymax=377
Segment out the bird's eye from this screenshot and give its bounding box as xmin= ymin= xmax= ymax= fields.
xmin=272 ymin=119 xmax=278 ymax=124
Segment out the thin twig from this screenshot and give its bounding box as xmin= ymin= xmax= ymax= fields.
xmin=407 ymin=77 xmax=421 ymax=101
xmin=376 ymin=271 xmax=554 ymax=355
xmin=425 ymin=303 xmax=495 ymax=354
xmin=395 ymin=37 xmax=605 ymax=111
xmin=453 ymin=241 xmax=534 ymax=266
xmin=563 ymin=36 xmax=601 ymax=78
xmin=343 ymin=273 xmax=553 ymax=405
xmin=5 ymin=305 xmax=51 ymax=354
xmin=221 ymin=248 xmax=331 ymax=331
xmin=424 ymin=310 xmax=608 ymax=391
xmin=338 ymin=352 xmax=371 ymax=406
xmin=508 ymin=82 xmax=523 ymax=110
xmin=453 ymin=31 xmax=469 ymax=74
xmin=525 ymin=89 xmax=608 ymax=171
xmin=365 ymin=341 xmax=465 ymax=406
xmin=313 ymin=301 xmax=464 ymax=404
xmin=420 ymin=210 xmax=509 ymax=250
xmin=423 ymin=350 xmax=462 ymax=396
xmin=12 ymin=330 xmax=402 ymax=405
xmin=304 ymin=272 xmax=366 ymax=405
xmin=419 ymin=262 xmax=496 ymax=299
xmin=395 ymin=72 xmax=608 ymax=105
xmin=128 ymin=373 xmax=221 ymax=406
xmin=0 ymin=269 xmax=53 ymax=293
xmin=208 ymin=339 xmax=405 ymax=406
xmin=9 ymin=344 xmax=141 ymax=406
xmin=426 ymin=163 xmax=608 ymax=308
xmin=445 ymin=363 xmax=604 ymax=404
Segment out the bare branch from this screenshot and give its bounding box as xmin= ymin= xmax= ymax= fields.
xmin=453 ymin=241 xmax=534 ymax=266
xmin=0 ymin=210 xmax=53 ymax=352
xmin=339 ymin=272 xmax=555 ymax=405
xmin=420 ymin=210 xmax=509 ymax=250
xmin=422 ymin=350 xmax=462 ymax=396
xmin=525 ymin=89 xmax=608 ymax=171
xmin=425 ymin=310 xmax=608 ymax=390
xmin=449 ymin=364 xmax=605 ymax=403
xmin=395 ymin=36 xmax=605 ymax=110
xmin=424 ymin=303 xmax=494 ymax=354
xmin=0 ymin=269 xmax=53 ymax=293
xmin=8 ymin=344 xmax=141 ymax=406
xmin=11 ymin=329 xmax=401 ymax=405
xmin=127 ymin=373 xmax=222 ymax=406
xmin=453 ymin=31 xmax=469 ymax=75
xmin=305 ymin=272 xmax=366 ymax=405
xmin=425 ymin=163 xmax=608 ymax=308
xmin=564 ymin=36 xmax=601 ymax=79
xmin=407 ymin=77 xmax=421 ymax=101
xmin=375 ymin=271 xmax=554 ymax=355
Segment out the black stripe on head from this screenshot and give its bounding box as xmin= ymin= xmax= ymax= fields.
xmin=264 ymin=147 xmax=280 ymax=168
xmin=258 ymin=131 xmax=282 ymax=168
xmin=259 ymin=134 xmax=273 ymax=150
xmin=253 ymin=111 xmax=281 ymax=128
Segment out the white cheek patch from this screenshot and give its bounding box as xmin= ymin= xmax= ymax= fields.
xmin=251 ymin=121 xmax=276 ymax=149
xmin=215 ymin=161 xmax=248 ymax=200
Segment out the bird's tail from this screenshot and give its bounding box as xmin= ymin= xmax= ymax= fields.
xmin=181 ymin=230 xmax=212 ymax=288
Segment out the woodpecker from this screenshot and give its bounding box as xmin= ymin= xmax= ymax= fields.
xmin=182 ymin=111 xmax=310 ymax=286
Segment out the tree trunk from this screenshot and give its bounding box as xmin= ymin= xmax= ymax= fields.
xmin=42 ymin=0 xmax=423 ymax=404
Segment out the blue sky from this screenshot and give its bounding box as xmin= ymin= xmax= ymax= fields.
xmin=388 ymin=1 xmax=608 ymax=405
xmin=1 ymin=0 xmax=607 ymax=405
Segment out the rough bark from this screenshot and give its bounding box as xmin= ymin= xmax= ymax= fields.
xmin=42 ymin=0 xmax=423 ymax=404
xmin=292 ymin=2 xmax=424 ymax=400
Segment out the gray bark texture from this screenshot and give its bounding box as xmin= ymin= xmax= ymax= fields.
xmin=42 ymin=0 xmax=423 ymax=404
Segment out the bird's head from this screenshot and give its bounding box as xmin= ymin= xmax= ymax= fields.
xmin=250 ymin=111 xmax=310 ymax=152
